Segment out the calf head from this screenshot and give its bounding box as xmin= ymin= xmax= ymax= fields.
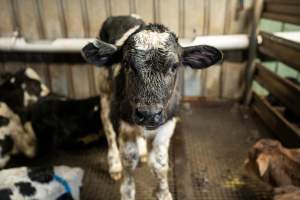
xmin=0 ymin=68 xmax=49 ymax=109
xmin=82 ymin=24 xmax=222 ymax=129
xmin=0 ymin=102 xmax=37 ymax=168
xmin=246 ymin=138 xmax=300 ymax=187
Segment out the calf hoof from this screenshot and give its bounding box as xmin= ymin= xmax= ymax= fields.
xmin=110 ymin=171 xmax=122 ymax=181
xmin=155 ymin=191 xmax=173 ymax=200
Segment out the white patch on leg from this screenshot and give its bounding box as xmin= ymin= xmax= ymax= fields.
xmin=0 ymin=155 xmax=10 ymax=168
xmin=137 ymin=136 xmax=148 ymax=163
xmin=115 ymin=25 xmax=141 ymax=47
xmin=148 ymin=118 xmax=176 ymax=200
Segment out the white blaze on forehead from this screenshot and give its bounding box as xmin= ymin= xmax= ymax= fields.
xmin=25 ymin=68 xmax=41 ymax=81
xmin=115 ymin=25 xmax=141 ymax=47
xmin=134 ymin=30 xmax=170 ymax=51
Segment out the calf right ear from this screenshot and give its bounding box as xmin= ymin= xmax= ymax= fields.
xmin=81 ymin=40 xmax=119 ymax=66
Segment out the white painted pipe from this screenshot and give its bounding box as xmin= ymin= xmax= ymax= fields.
xmin=0 ymin=32 xmax=299 ymax=52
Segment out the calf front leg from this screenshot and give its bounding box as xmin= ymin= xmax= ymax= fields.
xmin=119 ymin=124 xmax=140 ymax=200
xmin=100 ymin=95 xmax=122 ymax=180
xmin=149 ymin=118 xmax=177 ymax=200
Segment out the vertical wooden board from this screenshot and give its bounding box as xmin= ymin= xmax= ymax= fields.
xmin=4 ymin=62 xmax=24 ymax=74
xmin=184 ymin=68 xmax=202 ymax=96
xmin=40 ymin=0 xmax=63 ymax=39
xmin=222 ymin=62 xmax=246 ymax=99
xmin=110 ymin=0 xmax=130 ymax=15
xmin=0 ymin=0 xmax=14 ymax=37
xmin=49 ymin=65 xmax=69 ymax=96
xmin=208 ymin=0 xmax=226 ymax=35
xmin=184 ymin=0 xmax=205 ymax=38
xmin=204 ymin=65 xmax=221 ymax=98
xmin=135 ymin=0 xmax=154 ymax=23
xmin=16 ymin=0 xmax=40 ymax=40
xmin=86 ymin=0 xmax=107 ymax=37
xmin=62 ymin=0 xmax=85 ymax=38
xmin=225 ymin=0 xmax=252 ymax=34
xmin=204 ymin=0 xmax=227 ymax=98
xmin=72 ymin=65 xmax=90 ymax=98
xmin=159 ymin=0 xmax=179 ymax=34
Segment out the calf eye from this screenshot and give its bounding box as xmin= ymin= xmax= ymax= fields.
xmin=171 ymin=63 xmax=179 ymax=72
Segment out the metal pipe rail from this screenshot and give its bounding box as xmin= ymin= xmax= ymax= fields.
xmin=0 ymin=32 xmax=299 ymax=53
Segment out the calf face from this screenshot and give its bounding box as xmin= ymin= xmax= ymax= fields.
xmin=0 ymin=68 xmax=50 ymax=110
xmin=82 ymin=24 xmax=222 ymax=129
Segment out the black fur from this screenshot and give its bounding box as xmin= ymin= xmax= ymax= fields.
xmin=0 ymin=135 xmax=14 ymax=156
xmin=28 ymin=166 xmax=54 ymax=183
xmin=0 ymin=115 xmax=9 ymax=127
xmin=28 ymin=96 xmax=102 ymax=150
xmin=0 ymin=68 xmax=44 ymax=115
xmin=0 ymin=188 xmax=12 ymax=200
xmin=99 ymin=15 xmax=145 ymax=44
xmin=15 ymin=182 xmax=36 ymax=196
xmin=56 ymin=193 xmax=74 ymax=200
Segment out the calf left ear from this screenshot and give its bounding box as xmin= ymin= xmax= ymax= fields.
xmin=182 ymin=45 xmax=223 ymax=69
xmin=81 ymin=40 xmax=119 ymax=66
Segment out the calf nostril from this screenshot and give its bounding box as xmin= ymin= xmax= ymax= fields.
xmin=135 ymin=109 xmax=145 ymax=122
xmin=153 ymin=111 xmax=162 ymax=123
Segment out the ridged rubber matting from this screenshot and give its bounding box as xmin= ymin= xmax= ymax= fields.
xmin=8 ymin=101 xmax=274 ymax=200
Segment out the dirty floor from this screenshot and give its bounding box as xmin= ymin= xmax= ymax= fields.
xmin=9 ymin=101 xmax=274 ymax=200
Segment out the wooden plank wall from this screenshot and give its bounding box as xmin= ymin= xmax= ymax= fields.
xmin=0 ymin=0 xmax=252 ymax=99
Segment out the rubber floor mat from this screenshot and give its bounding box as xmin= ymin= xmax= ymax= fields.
xmin=7 ymin=101 xmax=274 ymax=200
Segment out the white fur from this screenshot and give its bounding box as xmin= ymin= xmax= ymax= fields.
xmin=115 ymin=25 xmax=141 ymax=47
xmin=25 ymin=68 xmax=41 ymax=81
xmin=0 ymin=102 xmax=37 ymax=168
xmin=0 ymin=166 xmax=84 ymax=200
xmin=130 ymin=14 xmax=141 ymax=19
xmin=10 ymin=77 xmax=16 ymax=83
xmin=134 ymin=30 xmax=170 ymax=51
xmin=24 ymin=91 xmax=38 ymax=107
xmin=40 ymin=84 xmax=50 ymax=97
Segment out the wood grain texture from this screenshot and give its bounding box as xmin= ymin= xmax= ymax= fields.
xmin=110 ymin=0 xmax=130 ymax=15
xmin=184 ymin=0 xmax=205 ymax=38
xmin=72 ymin=65 xmax=90 ymax=98
xmin=135 ymin=0 xmax=154 ymax=23
xmin=85 ymin=0 xmax=107 ymax=37
xmin=159 ymin=0 xmax=180 ymax=34
xmin=16 ymin=0 xmax=40 ymax=40
xmin=0 ymin=0 xmax=15 ymax=37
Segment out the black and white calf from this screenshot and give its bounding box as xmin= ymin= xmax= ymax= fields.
xmin=0 ymin=165 xmax=84 ymax=200
xmin=0 ymin=102 xmax=36 ymax=168
xmin=82 ymin=15 xmax=222 ymax=200
xmin=0 ymin=67 xmax=50 ymax=114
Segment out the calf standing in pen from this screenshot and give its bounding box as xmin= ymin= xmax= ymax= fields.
xmin=82 ymin=15 xmax=222 ymax=200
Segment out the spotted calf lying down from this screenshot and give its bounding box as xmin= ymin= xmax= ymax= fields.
xmin=0 ymin=102 xmax=36 ymax=168
xmin=0 ymin=68 xmax=50 ymax=114
xmin=0 ymin=165 xmax=84 ymax=200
